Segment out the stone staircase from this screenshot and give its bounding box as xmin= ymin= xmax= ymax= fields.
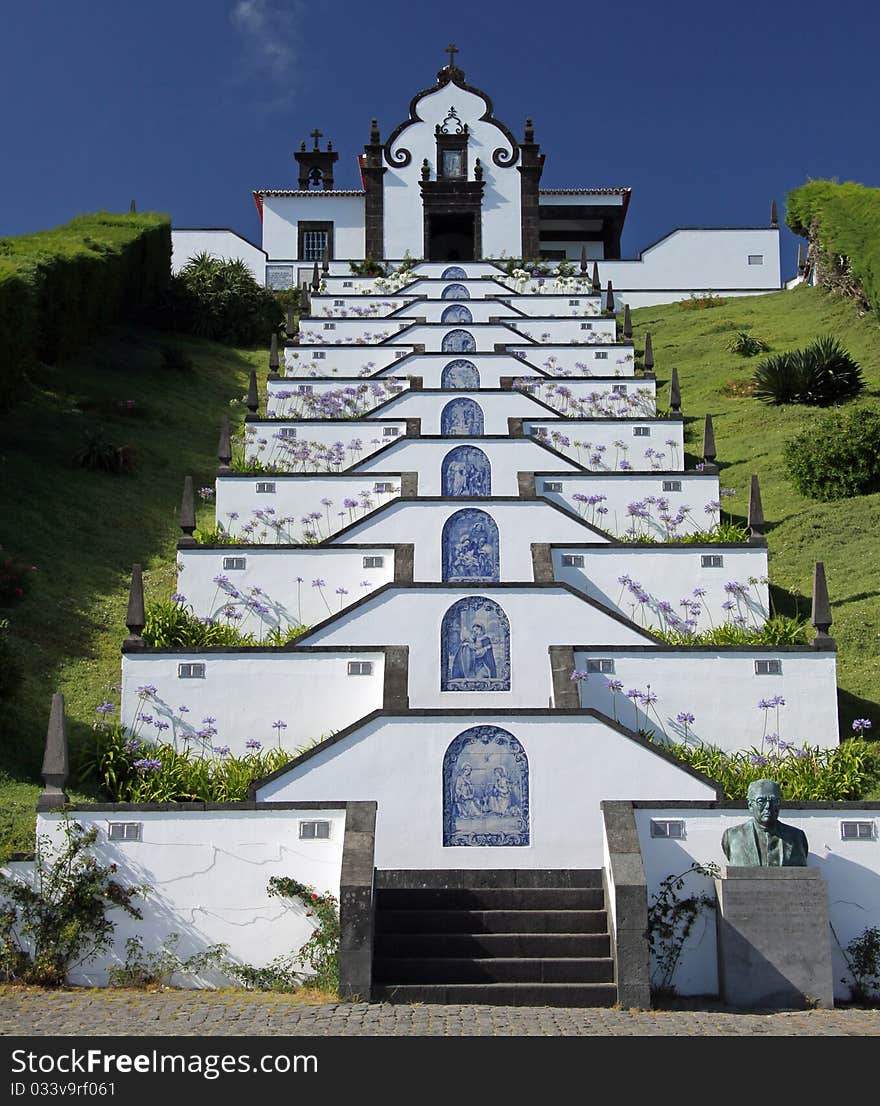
xmin=371 ymin=870 xmax=617 ymax=1006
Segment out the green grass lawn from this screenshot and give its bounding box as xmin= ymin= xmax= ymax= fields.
xmin=632 ymin=285 xmax=880 ymax=745
xmin=1 ymin=285 xmax=879 ymax=861
xmin=0 ymin=326 xmax=262 ymax=828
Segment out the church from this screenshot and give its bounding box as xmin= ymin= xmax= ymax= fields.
xmin=22 ymin=52 xmax=880 ymax=1009
xmin=172 ymin=46 xmax=781 ymax=308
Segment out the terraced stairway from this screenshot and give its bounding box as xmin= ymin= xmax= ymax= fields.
xmin=371 ymin=870 xmax=616 ymax=1007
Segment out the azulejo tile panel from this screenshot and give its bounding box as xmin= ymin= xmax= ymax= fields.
xmin=443 ymin=726 xmax=529 ymax=846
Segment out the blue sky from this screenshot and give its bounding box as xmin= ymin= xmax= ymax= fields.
xmin=3 ymin=0 xmax=877 ymax=278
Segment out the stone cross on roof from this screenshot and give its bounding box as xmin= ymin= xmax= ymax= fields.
xmin=445 ymin=43 xmax=459 ymax=67
xmin=310 ymin=128 xmax=323 ymax=150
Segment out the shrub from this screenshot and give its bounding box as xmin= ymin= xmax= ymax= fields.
xmin=0 ymin=818 xmax=145 ymax=986
xmin=162 ymin=254 xmax=283 ymax=346
xmin=752 ymin=335 xmax=864 ymax=406
xmin=727 ymin=330 xmax=769 ymax=357
xmin=783 ymin=407 xmax=880 ymax=500
xmin=0 ymin=619 xmax=22 ymax=704
xmin=108 ymin=933 xmax=228 ymax=989
xmin=677 ymin=292 xmax=727 ymax=310
xmin=71 ymin=429 xmax=136 ymax=474
xmin=143 ymin=598 xmax=308 ymax=648
xmin=159 ymin=344 xmax=193 ymax=372
xmin=0 ymin=547 xmax=37 ymax=605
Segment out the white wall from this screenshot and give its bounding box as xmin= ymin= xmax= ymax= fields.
xmin=539 ymin=472 xmax=722 ymax=539
xmin=368 ymin=389 xmax=562 ymax=434
xmin=261 ymin=194 xmax=366 ymax=260
xmin=399 ymin=278 xmax=514 ymax=299
xmin=385 ymin=323 xmax=532 ymax=352
xmin=574 ymin=648 xmax=839 ymax=751
xmin=266 ymin=377 xmax=411 ymax=418
xmin=515 ymin=377 xmax=657 ymax=415
xmin=383 ymin=82 xmax=521 ymax=259
xmin=176 ymin=545 xmax=396 ymax=626
xmin=553 ymin=543 xmax=769 ymax=633
xmin=333 ymin=499 xmax=609 ymax=580
xmin=599 ymin=229 xmax=781 ymax=294
xmin=395 ymin=300 xmax=518 ymax=322
xmin=633 ymin=805 xmax=880 ymax=1001
xmin=526 ymin=419 xmax=684 ymax=471
xmin=301 ymin=585 xmax=650 ymax=709
xmin=352 ymin=437 xmax=580 ymax=496
xmin=311 ymin=296 xmax=411 ymax=317
xmin=298 ymin=318 xmax=414 ymax=344
xmin=171 ymin=230 xmax=266 ymax=279
xmin=502 ymin=294 xmax=602 ymax=316
xmin=215 ymin=474 xmax=403 ymax=543
xmin=256 ymin=715 xmax=716 ymax=869
xmin=284 ymin=345 xmax=415 ymax=377
xmin=120 ymin=651 xmax=386 ymax=756
xmin=243 ymin=420 xmax=408 ymax=471
xmin=28 ymin=807 xmax=346 ymax=986
xmin=507 ymin=344 xmax=634 ymax=375
xmin=374 ymin=353 xmax=543 ymax=388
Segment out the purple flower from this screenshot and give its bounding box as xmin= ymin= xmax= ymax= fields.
xmin=136 ymin=685 xmax=158 ymax=697
xmin=137 ymin=713 xmax=154 ymax=725
xmin=245 ymin=739 xmax=262 ymax=750
xmin=606 ymin=678 xmax=624 ymax=693
xmin=213 ymin=745 xmax=230 ymax=756
xmin=676 ymin=711 xmax=695 ymax=725
xmin=749 ymin=754 xmax=769 ymax=767
xmin=96 ymin=701 xmax=115 ymax=715
xmin=272 ymin=719 xmax=287 ymax=730
xmin=178 ymin=706 xmax=190 ymax=713
xmin=570 ymin=670 xmax=589 ymax=681
xmin=312 ymin=578 xmax=326 ymax=588
xmin=154 ymin=720 xmax=170 ymax=732
xmin=133 ymin=758 xmax=162 ymax=773
xmin=198 ymin=487 xmax=215 ymax=501
xmin=852 ymin=719 xmax=873 ymax=734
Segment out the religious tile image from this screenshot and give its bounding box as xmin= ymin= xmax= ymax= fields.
xmin=441 ymin=358 xmax=480 ymax=389
xmin=441 ymin=397 xmax=484 ymax=436
xmin=265 ymin=264 xmax=296 ymax=290
xmin=440 ymin=266 xmax=468 ymax=280
xmin=443 ymin=726 xmax=529 ymax=847
xmin=441 ymin=508 xmax=500 ymax=582
xmin=440 ymin=303 xmax=474 ymax=324
xmin=440 ymin=595 xmax=510 ymax=691
xmin=441 ymin=283 xmax=470 ymax=300
xmin=441 ymin=444 xmax=491 ymax=495
xmin=441 ymin=328 xmax=477 ymax=353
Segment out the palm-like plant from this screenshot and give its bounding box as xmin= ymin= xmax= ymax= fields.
xmin=752 ymin=335 xmax=864 ymax=405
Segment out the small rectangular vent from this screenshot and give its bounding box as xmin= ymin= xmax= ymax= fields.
xmin=279 ymin=427 xmax=296 ymax=439
xmin=586 ymin=659 xmax=615 ymax=674
xmin=256 ymin=481 xmax=276 ymax=493
xmin=373 ymin=482 xmax=394 ymax=493
xmin=178 ymin=662 xmax=205 ymax=679
xmin=363 ymin=556 xmax=384 ymax=568
xmin=108 ymin=822 xmax=142 ymax=842
xmin=701 ymin=554 xmax=724 ymax=568
xmin=755 ymin=659 xmax=782 ymax=675
xmin=543 ymin=481 xmax=563 ymax=492
xmin=299 ymin=820 xmax=331 ymax=840
xmin=298 ymin=384 xmax=313 ymax=394
xmin=663 ymin=480 xmax=682 ymax=492
xmin=633 ymin=427 xmax=650 ymax=437
xmin=841 ymin=821 xmax=875 ymax=841
xmin=650 ymin=819 xmax=685 ymax=839
xmin=312 ymin=351 xmax=326 ymax=359
xmin=334 ymin=300 xmax=345 ymax=306
xmin=580 ymin=322 xmax=593 ymax=330
xmin=595 ymin=351 xmax=608 ymax=360
xmin=568 ymin=299 xmax=580 ymax=306
xmin=347 ymin=661 xmax=373 ymax=676
xmin=223 ymin=556 xmax=247 ymax=571
xmin=323 ymin=322 xmax=336 ymax=330
xmin=612 ymin=385 xmax=627 ymax=394
xmin=561 ymin=554 xmax=585 ymax=567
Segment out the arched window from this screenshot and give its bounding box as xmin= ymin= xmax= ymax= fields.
xmin=441 ymin=359 xmax=480 ymax=389
xmin=442 ymin=509 xmax=499 ymax=582
xmin=442 ymin=329 xmax=476 ymax=353
xmin=441 ymin=398 xmax=484 ymax=436
xmin=440 ymin=595 xmax=510 ymax=691
xmin=441 ymin=304 xmax=473 ymax=324
xmin=443 ymin=726 xmax=529 ymax=846
xmin=441 ymin=444 xmax=491 ymax=496
xmin=441 ymin=283 xmax=471 ymax=300
xmin=441 ymin=266 xmax=468 ymax=280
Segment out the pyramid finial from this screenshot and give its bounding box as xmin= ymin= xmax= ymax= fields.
xmin=748 ymin=474 xmax=764 ymax=538
xmin=770 ymin=199 xmax=778 ymax=227
xmin=591 ymin=261 xmax=600 ymax=293
xmin=129 ymin=199 xmax=136 ymax=214
xmin=580 ymin=245 xmax=588 ymax=274
xmin=300 ymin=283 xmax=311 ymax=315
xmin=36 ymin=694 xmax=69 ymax=811
xmin=643 ymin=332 xmax=654 ymax=373
xmin=623 ymin=303 xmax=632 ymax=340
xmin=605 ymin=280 xmax=614 ymax=315
xmin=218 ymin=415 xmax=233 ymax=475
xmin=269 ymin=333 xmax=280 ymax=379
xmin=311 ymin=261 xmax=320 ymax=292
xmin=246 ymin=368 xmax=259 ymax=413
xmin=322 ymin=242 xmax=330 ymax=274
xmin=179 ymin=475 xmax=197 ymax=546
xmin=812 ymin=562 xmax=833 ymax=645
xmin=125 ymin=564 xmax=146 ymax=646
xmin=669 ymin=366 xmax=681 ymax=412
xmin=702 ymin=413 xmax=717 ymax=468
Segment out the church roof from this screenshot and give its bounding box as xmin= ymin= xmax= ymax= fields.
xmin=254 ymin=189 xmax=366 ymax=196
xmin=539 ymin=188 xmax=631 ymax=195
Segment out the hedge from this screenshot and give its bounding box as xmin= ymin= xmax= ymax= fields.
xmin=786 ymin=180 xmax=880 ymax=315
xmin=0 ymin=212 xmax=171 ymax=410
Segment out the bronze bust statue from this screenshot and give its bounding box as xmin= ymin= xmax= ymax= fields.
xmin=722 ymin=779 xmax=808 ymax=867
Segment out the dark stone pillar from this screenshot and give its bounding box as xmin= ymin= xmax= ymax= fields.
xmin=338 ymin=801 xmax=378 ymax=1001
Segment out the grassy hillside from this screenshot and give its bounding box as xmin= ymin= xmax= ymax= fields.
xmin=0 ymin=326 xmax=262 ymax=857
xmin=632 ymin=284 xmax=880 ymax=735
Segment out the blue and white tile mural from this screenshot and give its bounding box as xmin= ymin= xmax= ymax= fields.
xmin=441 ymin=445 xmax=491 ymax=496
xmin=443 ymin=726 xmax=529 ymax=847
xmin=441 ymin=397 xmax=484 ymax=436
xmin=442 ymin=509 xmax=500 ymax=582
xmin=440 ymin=304 xmax=474 ymax=324
xmin=441 ymin=329 xmax=477 ymax=353
xmin=441 ymin=359 xmax=480 ymax=389
xmin=441 ymin=283 xmax=471 ymax=300
xmin=440 ymin=596 xmax=510 ymax=691
xmin=441 ymin=266 xmax=468 ymax=280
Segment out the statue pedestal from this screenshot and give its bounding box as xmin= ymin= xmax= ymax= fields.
xmin=715 ymin=867 xmax=834 ymax=1009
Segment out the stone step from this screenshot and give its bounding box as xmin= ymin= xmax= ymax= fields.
xmin=374 ymin=869 xmax=604 ymax=890
xmin=374 ymin=956 xmax=615 ymax=984
xmin=371 ymin=983 xmax=619 ymax=1008
xmin=376 ymin=887 xmax=605 ymax=911
xmin=375 ymin=908 xmax=608 ymax=935
xmin=375 ymin=931 xmax=611 ymax=959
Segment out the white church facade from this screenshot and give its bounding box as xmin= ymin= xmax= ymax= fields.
xmin=172 ymin=50 xmax=781 ymax=308
xmin=15 ymin=54 xmax=880 ymax=1010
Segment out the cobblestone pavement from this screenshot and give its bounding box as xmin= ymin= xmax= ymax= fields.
xmin=1 ymin=990 xmax=879 ymax=1036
